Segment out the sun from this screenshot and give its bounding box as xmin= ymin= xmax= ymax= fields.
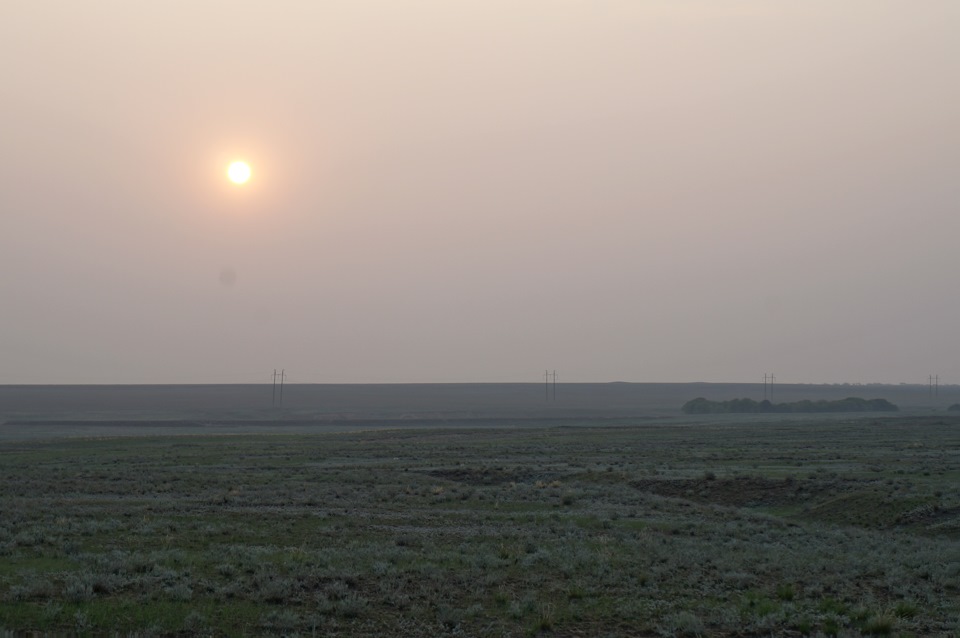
xmin=227 ymin=161 xmax=251 ymax=185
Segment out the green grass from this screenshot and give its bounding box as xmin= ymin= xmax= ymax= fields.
xmin=0 ymin=418 xmax=957 ymax=636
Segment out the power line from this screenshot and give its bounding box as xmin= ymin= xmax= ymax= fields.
xmin=544 ymin=370 xmax=558 ymax=401
xmin=271 ymin=369 xmax=287 ymax=407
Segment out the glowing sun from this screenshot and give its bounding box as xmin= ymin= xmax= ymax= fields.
xmin=227 ymin=161 xmax=251 ymax=185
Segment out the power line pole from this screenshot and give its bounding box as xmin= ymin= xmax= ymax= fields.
xmin=545 ymin=370 xmax=550 ymax=401
xmin=763 ymin=373 xmax=768 ymax=401
xmin=272 ymin=369 xmax=278 ymax=407
xmin=770 ymin=374 xmax=776 ymax=403
xmin=279 ymin=369 xmax=286 ymax=408
xmin=552 ymin=370 xmax=557 ymax=401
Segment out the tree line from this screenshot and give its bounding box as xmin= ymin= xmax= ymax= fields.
xmin=681 ymin=397 xmax=899 ymax=414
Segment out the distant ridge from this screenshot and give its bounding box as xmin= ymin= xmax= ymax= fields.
xmin=0 ymin=383 xmax=942 ymax=425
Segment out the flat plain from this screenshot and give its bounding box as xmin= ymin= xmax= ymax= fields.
xmin=0 ymin=384 xmax=958 ymax=636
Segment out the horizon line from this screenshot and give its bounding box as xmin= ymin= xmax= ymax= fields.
xmin=0 ymin=380 xmax=952 ymax=387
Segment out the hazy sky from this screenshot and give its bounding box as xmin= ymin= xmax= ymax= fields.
xmin=2 ymin=1 xmax=958 ymax=384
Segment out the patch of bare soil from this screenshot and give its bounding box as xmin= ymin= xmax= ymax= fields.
xmin=630 ymin=476 xmax=847 ymax=508
xmin=426 ymin=466 xmax=538 ymax=485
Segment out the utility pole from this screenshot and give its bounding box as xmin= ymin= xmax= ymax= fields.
xmin=544 ymin=370 xmax=558 ymax=401
xmin=279 ymin=369 xmax=286 ymax=408
xmin=770 ymin=374 xmax=776 ymax=403
xmin=763 ymin=373 xmax=768 ymax=401
xmin=272 ymin=369 xmax=278 ymax=407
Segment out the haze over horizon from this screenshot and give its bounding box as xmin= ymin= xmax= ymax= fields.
xmin=3 ymin=2 xmax=958 ymax=386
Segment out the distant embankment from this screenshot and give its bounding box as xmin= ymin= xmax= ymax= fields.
xmin=681 ymin=397 xmax=899 ymax=415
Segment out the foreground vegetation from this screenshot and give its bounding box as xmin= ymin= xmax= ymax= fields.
xmin=0 ymin=417 xmax=958 ymax=636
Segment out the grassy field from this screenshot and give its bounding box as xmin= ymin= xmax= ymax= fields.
xmin=0 ymin=415 xmax=958 ymax=636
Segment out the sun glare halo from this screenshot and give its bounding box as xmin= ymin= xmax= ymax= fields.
xmin=227 ymin=161 xmax=251 ymax=185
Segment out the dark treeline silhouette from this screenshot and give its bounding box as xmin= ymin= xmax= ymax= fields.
xmin=681 ymin=396 xmax=899 ymax=415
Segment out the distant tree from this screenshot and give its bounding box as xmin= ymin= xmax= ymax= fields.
xmin=680 ymin=398 xmax=719 ymax=414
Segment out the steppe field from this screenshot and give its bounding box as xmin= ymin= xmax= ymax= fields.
xmin=0 ymin=384 xmax=958 ymax=636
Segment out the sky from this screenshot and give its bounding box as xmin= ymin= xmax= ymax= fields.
xmin=2 ymin=1 xmax=958 ymax=385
